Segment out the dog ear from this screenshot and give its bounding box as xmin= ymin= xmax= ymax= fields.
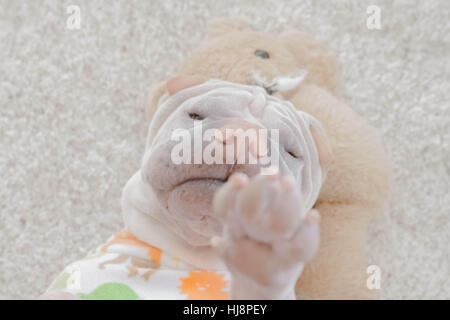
xmin=296 ymin=110 xmax=333 ymax=169
xmin=310 ymin=124 xmax=333 ymax=169
xmin=166 ymin=76 xmax=205 ymax=95
xmin=145 ymin=77 xmax=206 ymax=120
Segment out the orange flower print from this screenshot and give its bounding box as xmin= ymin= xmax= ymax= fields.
xmin=179 ymin=270 xmax=229 ymax=300
xmin=101 ymin=231 xmax=162 ymax=263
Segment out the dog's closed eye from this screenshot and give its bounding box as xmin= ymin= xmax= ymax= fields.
xmin=286 ymin=150 xmax=300 ymax=159
xmin=188 ymin=112 xmax=205 ymax=121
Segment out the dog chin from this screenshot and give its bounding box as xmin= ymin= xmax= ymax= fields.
xmin=155 ymin=178 xmax=225 ymax=246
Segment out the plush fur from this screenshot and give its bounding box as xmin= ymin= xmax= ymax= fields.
xmin=147 ymin=18 xmax=392 ymax=299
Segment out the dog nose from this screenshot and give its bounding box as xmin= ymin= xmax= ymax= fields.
xmin=214 ymin=120 xmax=268 ymax=158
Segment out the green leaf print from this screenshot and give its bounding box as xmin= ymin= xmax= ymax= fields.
xmin=79 ymin=282 xmax=139 ymax=300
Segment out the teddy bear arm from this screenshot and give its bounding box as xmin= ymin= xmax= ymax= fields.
xmin=288 ymin=84 xmax=392 ymax=212
xmin=295 ymin=202 xmax=379 ymax=300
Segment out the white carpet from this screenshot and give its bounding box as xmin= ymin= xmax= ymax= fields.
xmin=0 ymin=0 xmax=449 ymax=299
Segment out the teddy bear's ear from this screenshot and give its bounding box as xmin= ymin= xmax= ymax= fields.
xmin=207 ymin=17 xmax=251 ymax=38
xmin=145 ymin=81 xmax=167 ymax=120
xmin=279 ymin=28 xmax=339 ymax=95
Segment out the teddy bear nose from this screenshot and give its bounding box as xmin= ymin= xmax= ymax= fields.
xmin=254 ymin=49 xmax=270 ymax=59
xmin=214 ymin=121 xmax=268 ymax=158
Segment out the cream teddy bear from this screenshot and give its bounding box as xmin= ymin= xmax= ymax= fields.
xmin=147 ymin=18 xmax=392 ymax=299
xmin=41 ymin=18 xmax=390 ymax=300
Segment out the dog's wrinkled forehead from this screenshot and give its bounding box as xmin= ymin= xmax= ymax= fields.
xmin=147 ymin=79 xmax=303 ymax=145
xmin=177 ymin=83 xmax=297 ymax=122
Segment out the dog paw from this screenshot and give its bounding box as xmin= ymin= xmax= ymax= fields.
xmin=213 ymin=172 xmax=320 ymax=288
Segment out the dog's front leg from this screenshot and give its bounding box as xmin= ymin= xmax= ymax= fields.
xmin=213 ymin=173 xmax=320 ymax=300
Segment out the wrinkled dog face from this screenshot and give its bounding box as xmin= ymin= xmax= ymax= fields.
xmin=141 ymin=79 xmax=325 ymax=246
